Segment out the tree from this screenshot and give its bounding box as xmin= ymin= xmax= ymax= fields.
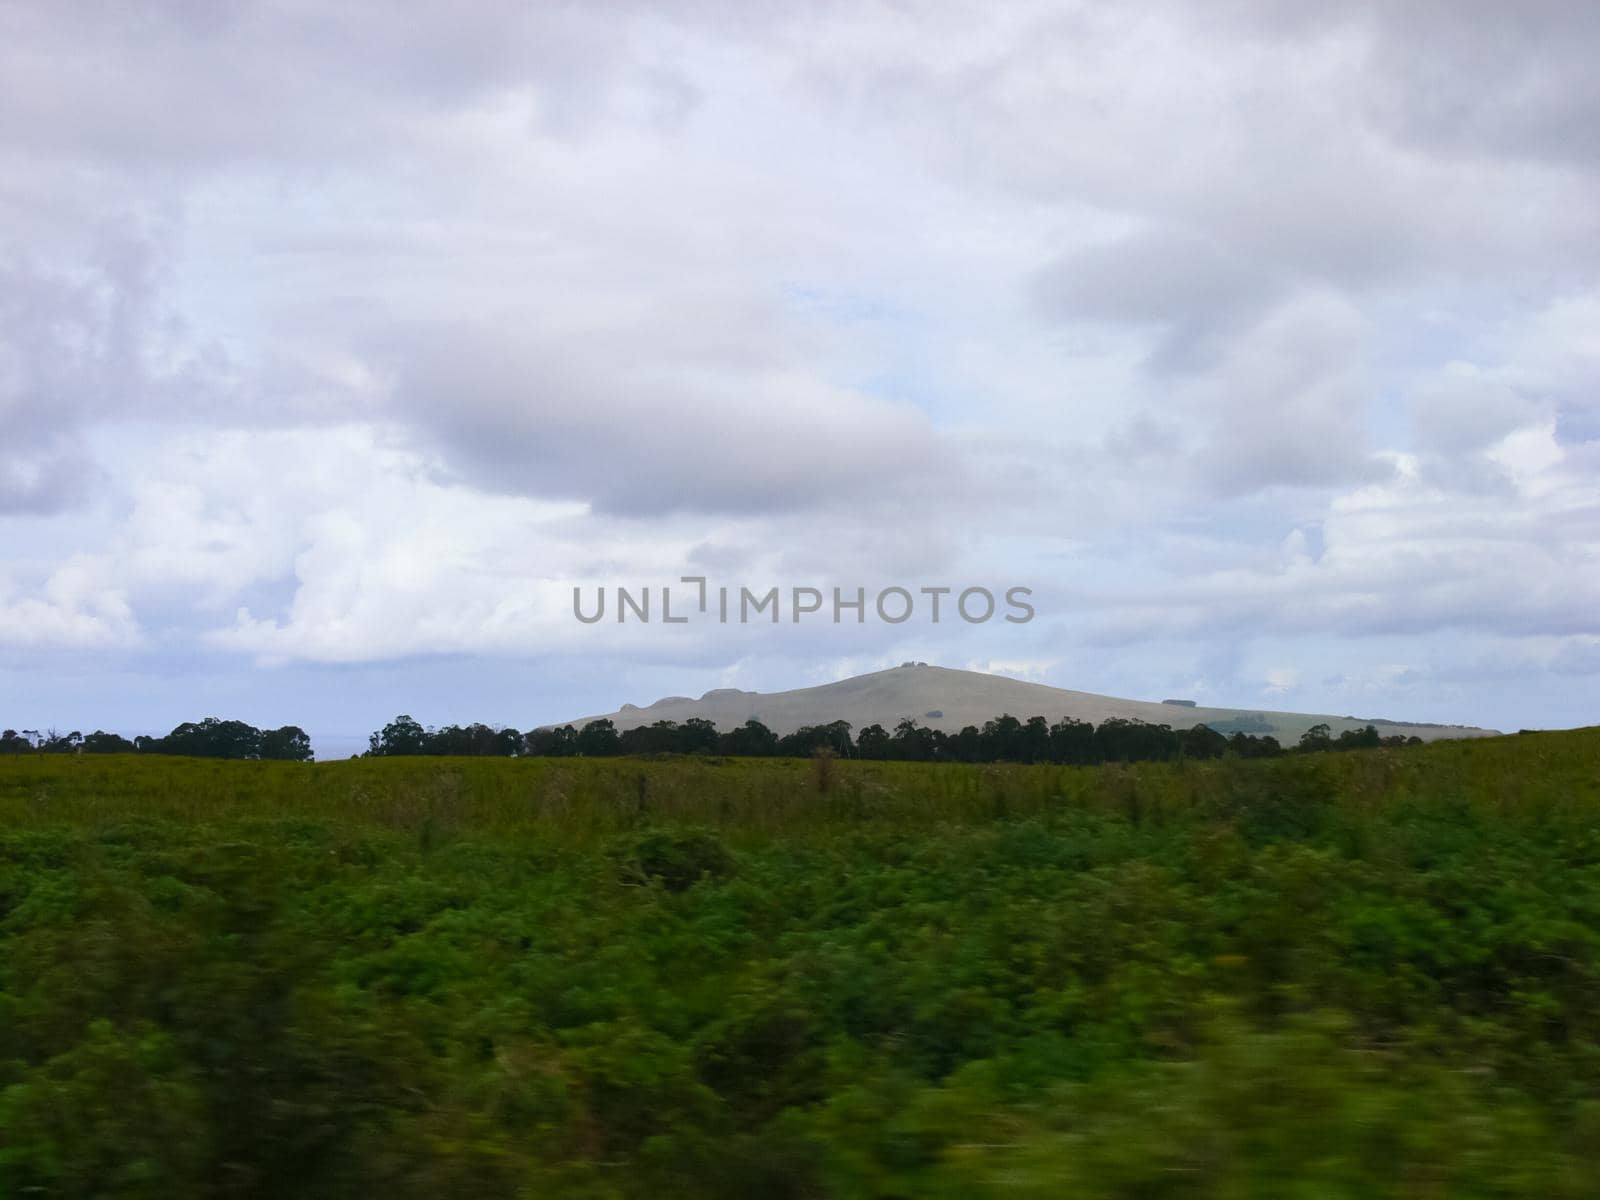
xmin=979 ymin=714 xmax=1024 ymax=761
xmin=1095 ymin=718 xmax=1178 ymax=763
xmin=719 ymin=719 xmax=778 ymax=757
xmin=368 ymin=715 xmax=427 ymax=757
xmin=887 ymin=718 xmax=932 ymax=761
xmin=575 ymin=719 xmax=621 ymax=757
xmin=1229 ymin=732 xmax=1282 ymax=759
xmin=619 ymin=721 xmax=681 ymax=755
xmin=680 ymin=717 xmax=720 ymax=755
xmin=425 ymin=722 xmax=521 ymax=756
xmin=856 ymin=723 xmax=891 ymax=760
xmin=1298 ymin=723 xmax=1333 ymax=754
xmin=259 ymin=726 xmax=314 ymax=761
xmin=1019 ymin=716 xmax=1052 ymax=763
xmin=81 ymin=731 xmax=136 ymax=754
xmin=1048 ymin=717 xmax=1096 ymax=765
xmin=950 ymin=725 xmax=982 ymax=762
xmin=1181 ymin=724 xmax=1229 ymax=761
xmin=1334 ymin=724 xmax=1380 ymax=752
xmin=39 ymin=729 xmax=83 ymax=754
xmin=524 ymin=725 xmax=578 ymax=756
xmin=158 ymin=718 xmax=264 ymax=759
xmin=779 ymin=721 xmax=854 ymax=758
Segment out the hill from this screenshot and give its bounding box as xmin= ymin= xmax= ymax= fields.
xmin=561 ymin=663 xmax=1499 ymax=743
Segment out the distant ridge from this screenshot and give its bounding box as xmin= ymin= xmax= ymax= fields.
xmin=558 ymin=664 xmax=1499 ymax=744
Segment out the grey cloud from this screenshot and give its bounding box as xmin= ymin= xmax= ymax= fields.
xmin=1186 ymin=295 xmax=1392 ymax=495
xmin=0 ymin=3 xmax=584 ymax=165
xmin=379 ymin=324 xmax=958 ymax=518
xmin=807 ymin=1 xmax=1600 ymax=300
xmin=0 ymin=441 xmax=102 ymax=515
xmin=1078 ymin=490 xmax=1600 ymax=646
xmin=1556 ymin=406 xmax=1600 ymax=446
xmin=1551 ymin=638 xmax=1600 ymax=677
xmin=0 ymin=1 xmax=809 ymax=171
xmin=1409 ymin=366 xmax=1543 ymax=455
xmin=1104 ymin=412 xmax=1184 ymax=465
xmin=1172 ymin=0 xmax=1600 ymax=169
xmin=0 ymin=232 xmax=159 ymax=513
xmin=1197 ymin=423 xmax=1389 ymax=497
xmin=0 ymin=221 xmax=275 ymax=514
xmin=2 ymin=0 xmax=1598 ymax=738
xmin=1032 ymin=227 xmax=1286 ymax=372
xmin=1359 ymin=2 xmax=1600 ymax=169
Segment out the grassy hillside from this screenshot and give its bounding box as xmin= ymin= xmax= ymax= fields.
xmin=3 ymin=730 xmax=1600 ymax=1196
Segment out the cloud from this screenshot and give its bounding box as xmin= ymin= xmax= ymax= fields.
xmin=1356 ymin=1 xmax=1600 ymax=169
xmin=1180 ymin=292 xmax=1392 ymax=496
xmin=1079 ymin=422 xmax=1600 ymax=646
xmin=0 ymin=0 xmax=1598 ymax=737
xmin=1410 ymin=363 xmax=1545 ymax=455
xmin=0 ymin=555 xmax=140 ymax=652
xmin=1262 ymin=667 xmax=1300 ymax=696
xmin=0 ymin=235 xmax=156 ymax=514
xmin=0 ymin=3 xmax=650 ymax=168
xmin=379 ymin=324 xmax=957 ymax=517
xmin=1551 ymin=636 xmax=1600 ymax=677
xmin=1032 ymin=226 xmax=1287 ymax=372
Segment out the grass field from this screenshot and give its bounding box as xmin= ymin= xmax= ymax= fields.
xmin=4 ymin=730 xmax=1600 ymax=1196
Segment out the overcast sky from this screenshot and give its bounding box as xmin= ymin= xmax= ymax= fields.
xmin=3 ymin=1 xmax=1598 ymax=754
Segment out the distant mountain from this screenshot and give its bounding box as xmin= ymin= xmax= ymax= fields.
xmin=557 ymin=664 xmax=1500 ymax=744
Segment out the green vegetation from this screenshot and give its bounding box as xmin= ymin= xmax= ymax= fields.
xmin=3 ymin=729 xmax=1600 ymax=1196
xmin=4 ymin=710 xmax=1407 ymax=767
xmin=389 ymin=710 xmax=1393 ymax=762
xmin=2 ymin=718 xmax=312 ymax=760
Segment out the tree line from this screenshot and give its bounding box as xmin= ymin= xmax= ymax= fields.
xmin=2 ymin=712 xmax=1423 ymax=765
xmin=0 ymin=717 xmax=313 ymax=760
xmin=367 ymin=712 xmax=1421 ymax=763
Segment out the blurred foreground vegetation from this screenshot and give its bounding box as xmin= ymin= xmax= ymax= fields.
xmin=3 ymin=729 xmax=1600 ymax=1196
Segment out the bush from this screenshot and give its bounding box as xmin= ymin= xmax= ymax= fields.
xmin=617 ymin=829 xmax=737 ymax=892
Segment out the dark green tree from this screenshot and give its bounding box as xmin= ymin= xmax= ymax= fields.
xmin=81 ymin=730 xmax=136 ymax=753
xmin=886 ymin=718 xmax=933 ymax=761
xmin=259 ymin=726 xmax=314 ymax=761
xmin=1048 ymin=717 xmax=1096 ymax=764
xmin=368 ymin=715 xmax=427 ymax=756
xmin=856 ymin=723 xmax=891 ymax=760
xmin=619 ymin=721 xmax=681 ymax=755
xmin=719 ymin=719 xmax=778 ymax=757
xmin=1298 ymin=723 xmax=1334 ymax=753
xmin=950 ymin=724 xmax=982 ymax=762
xmin=1095 ymin=718 xmax=1179 ymax=763
xmin=1334 ymin=724 xmax=1381 ymax=751
xmin=680 ymin=717 xmax=720 ymax=755
xmin=1019 ymin=715 xmax=1052 ymax=763
xmin=159 ymin=718 xmax=262 ymax=759
xmin=979 ymin=714 xmax=1024 ymax=761
xmin=575 ymin=718 xmax=621 ymax=757
xmin=1181 ymin=723 xmax=1229 ymax=760
xmin=523 ymin=724 xmax=578 ymax=756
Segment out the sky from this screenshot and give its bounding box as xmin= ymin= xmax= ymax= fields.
xmin=3 ymin=0 xmax=1598 ymax=756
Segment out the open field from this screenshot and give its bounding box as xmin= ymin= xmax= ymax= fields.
xmin=4 ymin=730 xmax=1600 ymax=1196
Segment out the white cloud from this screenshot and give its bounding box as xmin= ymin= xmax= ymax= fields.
xmin=1262 ymin=668 xmax=1300 ymax=696
xmin=1 ymin=0 xmax=1598 ymax=734
xmin=0 ymin=555 xmax=141 ymax=651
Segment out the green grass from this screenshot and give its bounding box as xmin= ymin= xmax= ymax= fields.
xmin=3 ymin=730 xmax=1600 ymax=1197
